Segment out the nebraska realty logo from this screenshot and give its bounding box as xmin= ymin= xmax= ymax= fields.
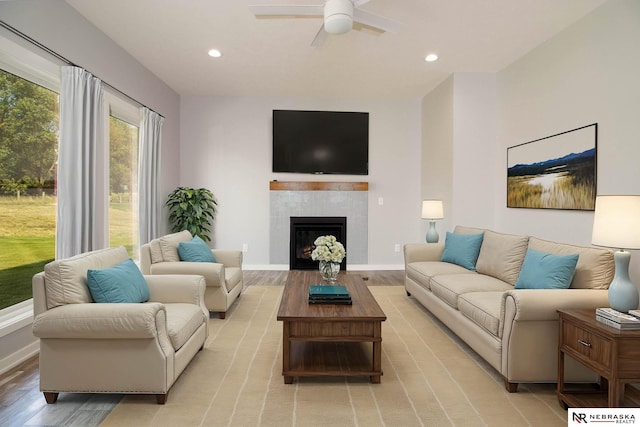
xmin=569 ymin=408 xmax=639 ymax=425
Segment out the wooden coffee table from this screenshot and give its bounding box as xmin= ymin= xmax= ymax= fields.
xmin=277 ymin=270 xmax=387 ymax=384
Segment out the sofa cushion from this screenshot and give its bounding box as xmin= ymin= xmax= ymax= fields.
xmin=164 ymin=303 xmax=205 ymax=351
xmin=149 ymin=239 xmax=164 ymax=264
xmin=178 ymin=235 xmax=217 ymax=263
xmin=44 ymin=246 xmax=130 ymax=309
xmin=528 ymin=237 xmax=614 ymax=289
xmin=515 ymin=249 xmax=579 ymax=289
xmin=440 ymin=232 xmax=484 ymax=271
xmin=475 ymin=230 xmax=529 ymax=286
xmin=406 ymin=261 xmax=475 ymax=291
xmin=87 ymin=258 xmax=150 ymax=303
xmin=151 ymin=230 xmax=192 ymax=263
xmin=430 ymin=273 xmax=512 ymax=309
xmin=458 ymin=292 xmax=504 ymax=338
xmin=453 ymin=225 xmax=485 ymax=235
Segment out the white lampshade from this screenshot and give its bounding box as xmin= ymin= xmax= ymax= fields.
xmin=592 ymin=195 xmax=640 ymax=249
xmin=421 ymin=200 xmax=444 ymax=220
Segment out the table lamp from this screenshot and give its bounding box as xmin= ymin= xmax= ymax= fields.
xmin=421 ymin=200 xmax=444 ymax=243
xmin=591 ymin=195 xmax=640 ymax=312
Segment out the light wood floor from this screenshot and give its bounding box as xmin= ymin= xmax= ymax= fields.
xmin=0 ymin=270 xmax=404 ymax=427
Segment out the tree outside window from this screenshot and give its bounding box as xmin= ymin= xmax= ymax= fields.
xmin=0 ymin=69 xmax=58 ymax=310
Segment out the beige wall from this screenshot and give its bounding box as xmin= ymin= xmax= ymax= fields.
xmin=421 ymin=0 xmax=640 ymax=283
xmin=179 ymin=96 xmax=422 ymax=267
xmin=495 ymin=0 xmax=640 ymax=283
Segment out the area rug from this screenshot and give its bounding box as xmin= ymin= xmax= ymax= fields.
xmin=100 ymin=286 xmax=567 ymax=426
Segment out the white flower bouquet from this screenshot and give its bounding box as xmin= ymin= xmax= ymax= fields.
xmin=311 ymin=235 xmax=346 ymax=264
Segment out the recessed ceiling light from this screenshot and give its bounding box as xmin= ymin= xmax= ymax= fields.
xmin=208 ymin=49 xmax=222 ymax=58
xmin=425 ymin=54 xmax=438 ymax=62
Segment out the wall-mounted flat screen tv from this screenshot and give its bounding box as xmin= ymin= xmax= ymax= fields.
xmin=272 ymin=109 xmax=369 ymax=175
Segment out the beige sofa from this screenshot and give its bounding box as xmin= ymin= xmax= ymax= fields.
xmin=404 ymin=226 xmax=615 ymax=392
xmin=32 ymin=246 xmax=208 ymax=404
xmin=140 ymin=230 xmax=243 ymax=319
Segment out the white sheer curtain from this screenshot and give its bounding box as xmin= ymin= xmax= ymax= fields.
xmin=138 ymin=107 xmax=164 ymax=245
xmin=56 ymin=66 xmax=107 ymax=259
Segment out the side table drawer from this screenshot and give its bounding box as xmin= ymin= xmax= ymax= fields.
xmin=562 ymin=322 xmax=612 ymax=370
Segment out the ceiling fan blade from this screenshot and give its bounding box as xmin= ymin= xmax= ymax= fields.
xmin=353 ymin=8 xmax=402 ymax=33
xmin=248 ymin=4 xmax=324 ymax=17
xmin=310 ymin=24 xmax=329 ymax=47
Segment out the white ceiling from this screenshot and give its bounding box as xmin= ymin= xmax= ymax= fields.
xmin=64 ymin=0 xmax=607 ymax=99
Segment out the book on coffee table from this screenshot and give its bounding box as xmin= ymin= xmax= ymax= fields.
xmin=309 ymin=285 xmax=350 ymax=297
xmin=308 ymin=285 xmax=352 ymax=304
xmin=308 ymin=298 xmax=352 ymax=305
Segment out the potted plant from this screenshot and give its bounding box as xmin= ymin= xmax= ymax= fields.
xmin=165 ymin=187 xmax=217 ymax=241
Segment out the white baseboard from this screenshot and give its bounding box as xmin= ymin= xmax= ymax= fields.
xmin=244 ymin=264 xmax=404 ymax=271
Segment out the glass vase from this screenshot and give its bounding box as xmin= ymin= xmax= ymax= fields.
xmin=319 ymin=261 xmax=340 ymax=283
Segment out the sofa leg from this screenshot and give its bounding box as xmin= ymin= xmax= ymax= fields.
xmin=218 ymin=312 xmax=226 ymax=319
xmin=43 ymin=392 xmax=59 ymax=404
xmin=504 ymin=379 xmax=518 ymax=393
xmin=156 ymin=393 xmax=168 ymax=404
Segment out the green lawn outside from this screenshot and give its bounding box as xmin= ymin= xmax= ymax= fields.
xmin=0 ymin=195 xmax=136 ymax=310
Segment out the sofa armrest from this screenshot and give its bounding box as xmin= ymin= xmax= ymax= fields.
xmin=502 ymin=289 xmax=610 ymax=322
xmin=403 ymin=243 xmax=444 ymax=264
xmin=150 ymin=262 xmax=224 ymax=287
xmin=212 ymin=250 xmax=243 ymax=268
xmin=33 ymin=302 xmax=164 ymax=339
xmin=145 ymin=274 xmax=206 ymax=305
xmin=500 ymin=288 xmax=610 ymax=383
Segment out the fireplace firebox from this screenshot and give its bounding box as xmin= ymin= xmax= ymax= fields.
xmin=289 ymin=217 xmax=347 ymax=270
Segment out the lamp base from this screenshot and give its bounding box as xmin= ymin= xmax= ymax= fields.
xmin=426 ymin=221 xmax=439 ymax=243
xmin=608 ymin=250 xmax=639 ymax=313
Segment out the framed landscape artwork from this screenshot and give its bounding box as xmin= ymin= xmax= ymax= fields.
xmin=507 ymin=123 xmax=597 ymax=211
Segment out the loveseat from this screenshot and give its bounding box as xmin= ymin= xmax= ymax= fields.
xmin=32 ymin=246 xmax=209 ymax=404
xmin=140 ymin=230 xmax=243 ymax=319
xmin=404 ymin=226 xmax=615 ymax=392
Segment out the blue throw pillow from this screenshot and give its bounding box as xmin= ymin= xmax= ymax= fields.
xmin=440 ymin=232 xmax=484 ymax=271
xmin=87 ymin=258 xmax=150 ymax=303
xmin=178 ymin=235 xmax=217 ymax=263
xmin=515 ymin=249 xmax=579 ymax=289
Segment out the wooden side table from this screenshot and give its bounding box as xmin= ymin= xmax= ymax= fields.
xmin=557 ymin=309 xmax=640 ymax=408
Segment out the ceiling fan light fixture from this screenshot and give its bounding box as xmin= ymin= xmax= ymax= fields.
xmin=324 ymin=0 xmax=354 ymax=35
xmin=325 ymin=14 xmax=353 ymax=34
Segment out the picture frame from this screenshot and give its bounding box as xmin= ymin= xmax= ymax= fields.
xmin=507 ymin=123 xmax=597 ymax=211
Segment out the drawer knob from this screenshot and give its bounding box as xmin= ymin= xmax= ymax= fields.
xmin=578 ymin=339 xmax=592 ymax=348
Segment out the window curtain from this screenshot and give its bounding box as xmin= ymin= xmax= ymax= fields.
xmin=56 ymin=66 xmax=106 ymax=259
xmin=138 ymin=107 xmax=164 ymax=245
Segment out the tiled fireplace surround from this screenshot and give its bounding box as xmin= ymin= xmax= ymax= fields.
xmin=269 ymin=181 xmax=368 ymax=266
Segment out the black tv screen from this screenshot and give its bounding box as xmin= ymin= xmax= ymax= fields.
xmin=272 ymin=110 xmax=369 ymax=175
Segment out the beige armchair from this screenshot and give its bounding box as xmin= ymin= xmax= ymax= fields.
xmin=32 ymin=246 xmax=208 ymax=405
xmin=140 ymin=230 xmax=243 ymax=319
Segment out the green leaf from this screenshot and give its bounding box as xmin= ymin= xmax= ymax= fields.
xmin=165 ymin=186 xmax=217 ymax=241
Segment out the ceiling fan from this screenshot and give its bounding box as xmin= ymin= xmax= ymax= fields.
xmin=248 ymin=0 xmax=402 ymax=47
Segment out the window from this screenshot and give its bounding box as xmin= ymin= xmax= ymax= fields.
xmin=0 ymin=68 xmax=58 ymax=311
xmin=109 ymin=114 xmax=139 ymax=260
xmin=0 ymin=34 xmax=142 ymax=313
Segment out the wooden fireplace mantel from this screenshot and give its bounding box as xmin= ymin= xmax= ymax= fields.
xmin=269 ymin=181 xmax=368 ymax=191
